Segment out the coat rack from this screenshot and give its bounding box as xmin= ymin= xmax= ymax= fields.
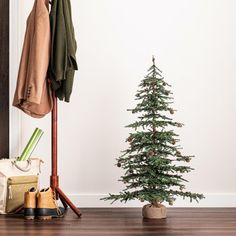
xmin=15 ymin=0 xmax=81 ymax=218
xmin=49 ymin=0 xmax=81 ymax=217
xmin=50 ymin=91 xmax=81 ymax=217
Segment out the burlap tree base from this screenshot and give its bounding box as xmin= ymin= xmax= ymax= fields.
xmin=142 ymin=204 xmax=167 ymax=219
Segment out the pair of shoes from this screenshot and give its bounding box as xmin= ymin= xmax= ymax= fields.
xmin=24 ymin=187 xmax=64 ymax=220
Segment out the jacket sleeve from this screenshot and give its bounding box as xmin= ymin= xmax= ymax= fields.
xmin=26 ymin=9 xmax=51 ymax=104
xmin=50 ymin=0 xmax=67 ymax=82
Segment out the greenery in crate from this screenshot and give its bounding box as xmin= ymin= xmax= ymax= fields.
xmin=103 ymin=57 xmax=204 ymax=207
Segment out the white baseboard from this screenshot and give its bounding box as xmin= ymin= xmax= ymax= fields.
xmin=65 ymin=193 xmax=236 ymax=208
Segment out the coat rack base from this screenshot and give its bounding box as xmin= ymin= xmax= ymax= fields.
xmin=50 ymin=175 xmax=81 ymax=217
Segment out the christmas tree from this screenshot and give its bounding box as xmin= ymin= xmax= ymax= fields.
xmin=104 ymin=57 xmax=204 ymax=209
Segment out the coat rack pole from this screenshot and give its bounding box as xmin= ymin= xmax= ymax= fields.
xmin=51 ymin=91 xmax=58 ymax=190
xmin=50 ymin=91 xmax=81 ymax=217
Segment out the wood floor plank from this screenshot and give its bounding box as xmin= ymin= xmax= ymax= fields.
xmin=0 ymin=208 xmax=236 ymax=236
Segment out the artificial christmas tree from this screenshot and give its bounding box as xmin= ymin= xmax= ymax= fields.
xmin=103 ymin=57 xmax=204 ymax=218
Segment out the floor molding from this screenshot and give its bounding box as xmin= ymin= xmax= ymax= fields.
xmin=66 ymin=193 xmax=236 ymax=208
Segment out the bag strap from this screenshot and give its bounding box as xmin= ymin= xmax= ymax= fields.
xmin=11 ymin=159 xmax=32 ymax=172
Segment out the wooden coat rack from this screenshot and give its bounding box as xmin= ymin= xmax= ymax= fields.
xmin=15 ymin=0 xmax=81 ymax=218
xmin=49 ymin=0 xmax=81 ymax=218
xmin=50 ymin=92 xmax=81 ymax=217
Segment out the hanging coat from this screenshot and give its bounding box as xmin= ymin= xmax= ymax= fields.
xmin=49 ymin=0 xmax=78 ymax=102
xmin=13 ymin=0 xmax=53 ymax=118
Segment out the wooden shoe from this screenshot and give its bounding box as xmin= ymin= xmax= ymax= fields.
xmin=36 ymin=188 xmax=64 ymax=220
xmin=24 ymin=187 xmax=37 ymax=220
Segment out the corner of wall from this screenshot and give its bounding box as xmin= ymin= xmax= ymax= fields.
xmin=9 ymin=0 xmax=22 ymax=157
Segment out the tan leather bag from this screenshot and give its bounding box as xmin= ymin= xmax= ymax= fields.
xmin=6 ymin=175 xmax=38 ymax=213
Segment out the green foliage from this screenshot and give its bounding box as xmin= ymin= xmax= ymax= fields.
xmin=103 ymin=57 xmax=204 ymax=206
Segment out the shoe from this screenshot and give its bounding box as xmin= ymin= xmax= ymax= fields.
xmin=24 ymin=187 xmax=37 ymax=220
xmin=36 ymin=187 xmax=64 ymax=220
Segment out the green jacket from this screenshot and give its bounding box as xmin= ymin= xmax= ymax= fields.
xmin=49 ymin=0 xmax=78 ymax=102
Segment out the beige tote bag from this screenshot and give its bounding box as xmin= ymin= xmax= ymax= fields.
xmin=0 ymin=158 xmax=43 ymax=214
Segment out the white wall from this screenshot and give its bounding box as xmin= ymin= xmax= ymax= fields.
xmin=10 ymin=0 xmax=236 ymax=207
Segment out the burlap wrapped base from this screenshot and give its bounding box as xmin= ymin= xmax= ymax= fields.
xmin=142 ymin=204 xmax=167 ymax=219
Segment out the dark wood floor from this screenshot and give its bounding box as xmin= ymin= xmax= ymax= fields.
xmin=1 ymin=208 xmax=236 ymax=236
